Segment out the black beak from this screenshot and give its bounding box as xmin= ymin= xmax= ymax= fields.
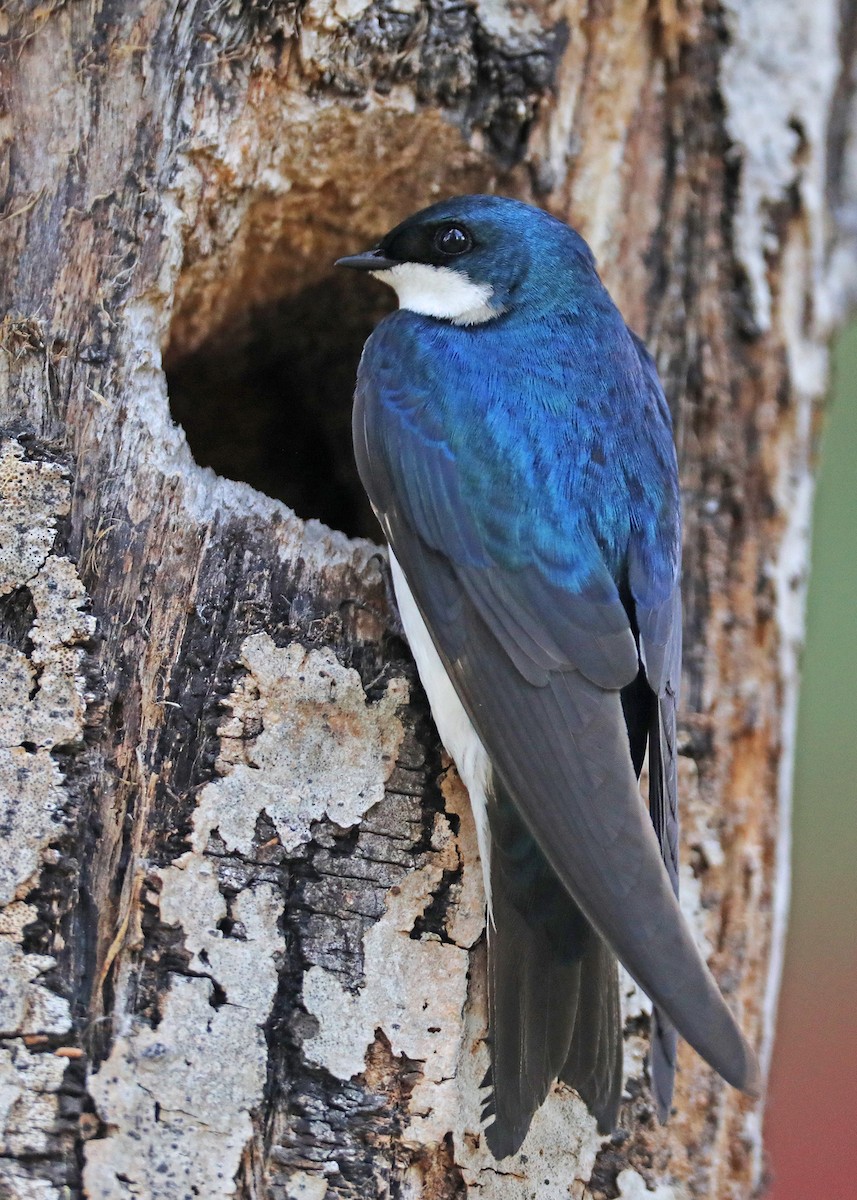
xmin=335 ymin=247 xmax=398 ymax=271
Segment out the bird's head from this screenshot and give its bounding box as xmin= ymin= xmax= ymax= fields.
xmin=336 ymin=195 xmax=600 ymax=327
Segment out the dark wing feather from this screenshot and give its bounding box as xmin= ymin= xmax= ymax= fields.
xmin=648 ymin=684 xmax=680 ymax=1119
xmin=459 ymin=564 xmax=640 ymax=688
xmin=627 ymin=336 xmax=684 ymax=1117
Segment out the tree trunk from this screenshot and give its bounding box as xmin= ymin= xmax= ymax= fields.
xmin=1 ymin=2 xmax=855 ymax=1197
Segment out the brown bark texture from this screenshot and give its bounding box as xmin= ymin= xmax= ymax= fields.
xmin=1 ymin=1 xmax=856 ymax=1198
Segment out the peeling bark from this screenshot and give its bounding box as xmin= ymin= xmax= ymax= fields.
xmin=0 ymin=1 xmax=855 ymax=1197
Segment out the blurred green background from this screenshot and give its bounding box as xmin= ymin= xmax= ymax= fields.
xmin=765 ymin=321 xmax=857 ymax=1197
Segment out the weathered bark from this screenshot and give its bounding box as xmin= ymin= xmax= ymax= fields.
xmin=1 ymin=1 xmax=855 ymax=1197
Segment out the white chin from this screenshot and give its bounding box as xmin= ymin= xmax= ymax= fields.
xmin=371 ymin=262 xmax=503 ymax=326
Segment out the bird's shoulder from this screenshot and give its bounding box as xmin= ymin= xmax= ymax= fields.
xmin=357 ymin=309 xmax=680 ymax=573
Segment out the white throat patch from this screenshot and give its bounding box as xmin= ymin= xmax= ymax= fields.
xmin=372 ymin=262 xmax=503 ymax=326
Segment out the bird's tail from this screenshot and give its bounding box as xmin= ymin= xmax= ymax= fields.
xmin=557 ymin=930 xmax=623 ymax=1132
xmin=650 ymin=1008 xmax=677 ymax=1121
xmin=482 ymin=778 xmax=622 ymax=1158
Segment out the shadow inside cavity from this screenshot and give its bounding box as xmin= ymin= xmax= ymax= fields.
xmin=166 ymin=274 xmax=393 ymax=541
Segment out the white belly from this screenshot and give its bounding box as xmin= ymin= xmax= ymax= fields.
xmin=388 ymin=550 xmax=493 ymax=914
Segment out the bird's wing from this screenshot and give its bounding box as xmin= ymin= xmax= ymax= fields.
xmin=354 ymin=320 xmax=759 ymax=1101
xmin=626 ymin=332 xmax=683 ymax=1115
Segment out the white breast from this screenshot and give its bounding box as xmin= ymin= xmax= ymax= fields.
xmin=388 ymin=550 xmax=493 ymax=915
xmin=371 ymin=262 xmax=502 ymax=326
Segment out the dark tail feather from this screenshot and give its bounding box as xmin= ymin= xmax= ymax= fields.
xmin=650 ymin=1007 xmax=677 ymax=1121
xmin=482 ymin=865 xmax=581 ymax=1157
xmin=559 ymin=932 xmax=623 ymax=1134
xmin=483 ymin=781 xmax=622 ymax=1158
xmin=646 ymin=690 xmax=680 ymax=1119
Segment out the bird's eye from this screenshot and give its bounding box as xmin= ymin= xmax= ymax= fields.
xmin=433 ymin=225 xmax=473 ymax=256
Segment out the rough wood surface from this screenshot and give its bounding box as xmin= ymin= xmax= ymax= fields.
xmin=1 ymin=2 xmax=855 ymax=1198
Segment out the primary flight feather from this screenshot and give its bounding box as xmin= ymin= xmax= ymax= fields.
xmin=337 ymin=195 xmax=759 ymax=1158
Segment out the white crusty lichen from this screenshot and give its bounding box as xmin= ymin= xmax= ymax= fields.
xmin=285 ymin=1171 xmax=330 ymax=1200
xmin=294 ymin=776 xmax=474 ymax=1090
xmin=0 ymin=440 xmax=70 ymax=589
xmin=720 ymin=0 xmax=840 ymax=334
xmin=84 ymin=874 xmax=283 ymax=1200
xmin=0 ymin=437 xmax=94 ymax=1199
xmin=301 ymin=842 xmax=473 ymax=1083
xmin=0 ymin=441 xmax=94 ymax=904
xmin=84 ymin=632 xmax=407 ymax=1199
xmin=615 ymin=1168 xmax=689 ymax=1200
xmin=194 ymin=633 xmax=408 ymax=855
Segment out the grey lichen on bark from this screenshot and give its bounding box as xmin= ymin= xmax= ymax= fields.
xmin=0 ymin=1 xmax=856 ymax=1198
xmin=0 ymin=437 xmax=95 ymax=1197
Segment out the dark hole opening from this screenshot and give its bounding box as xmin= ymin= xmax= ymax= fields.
xmin=0 ymin=584 xmax=36 ymax=654
xmin=166 ymin=274 xmax=394 ymax=541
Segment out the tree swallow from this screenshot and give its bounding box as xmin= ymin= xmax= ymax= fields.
xmin=337 ymin=195 xmax=760 ymax=1157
